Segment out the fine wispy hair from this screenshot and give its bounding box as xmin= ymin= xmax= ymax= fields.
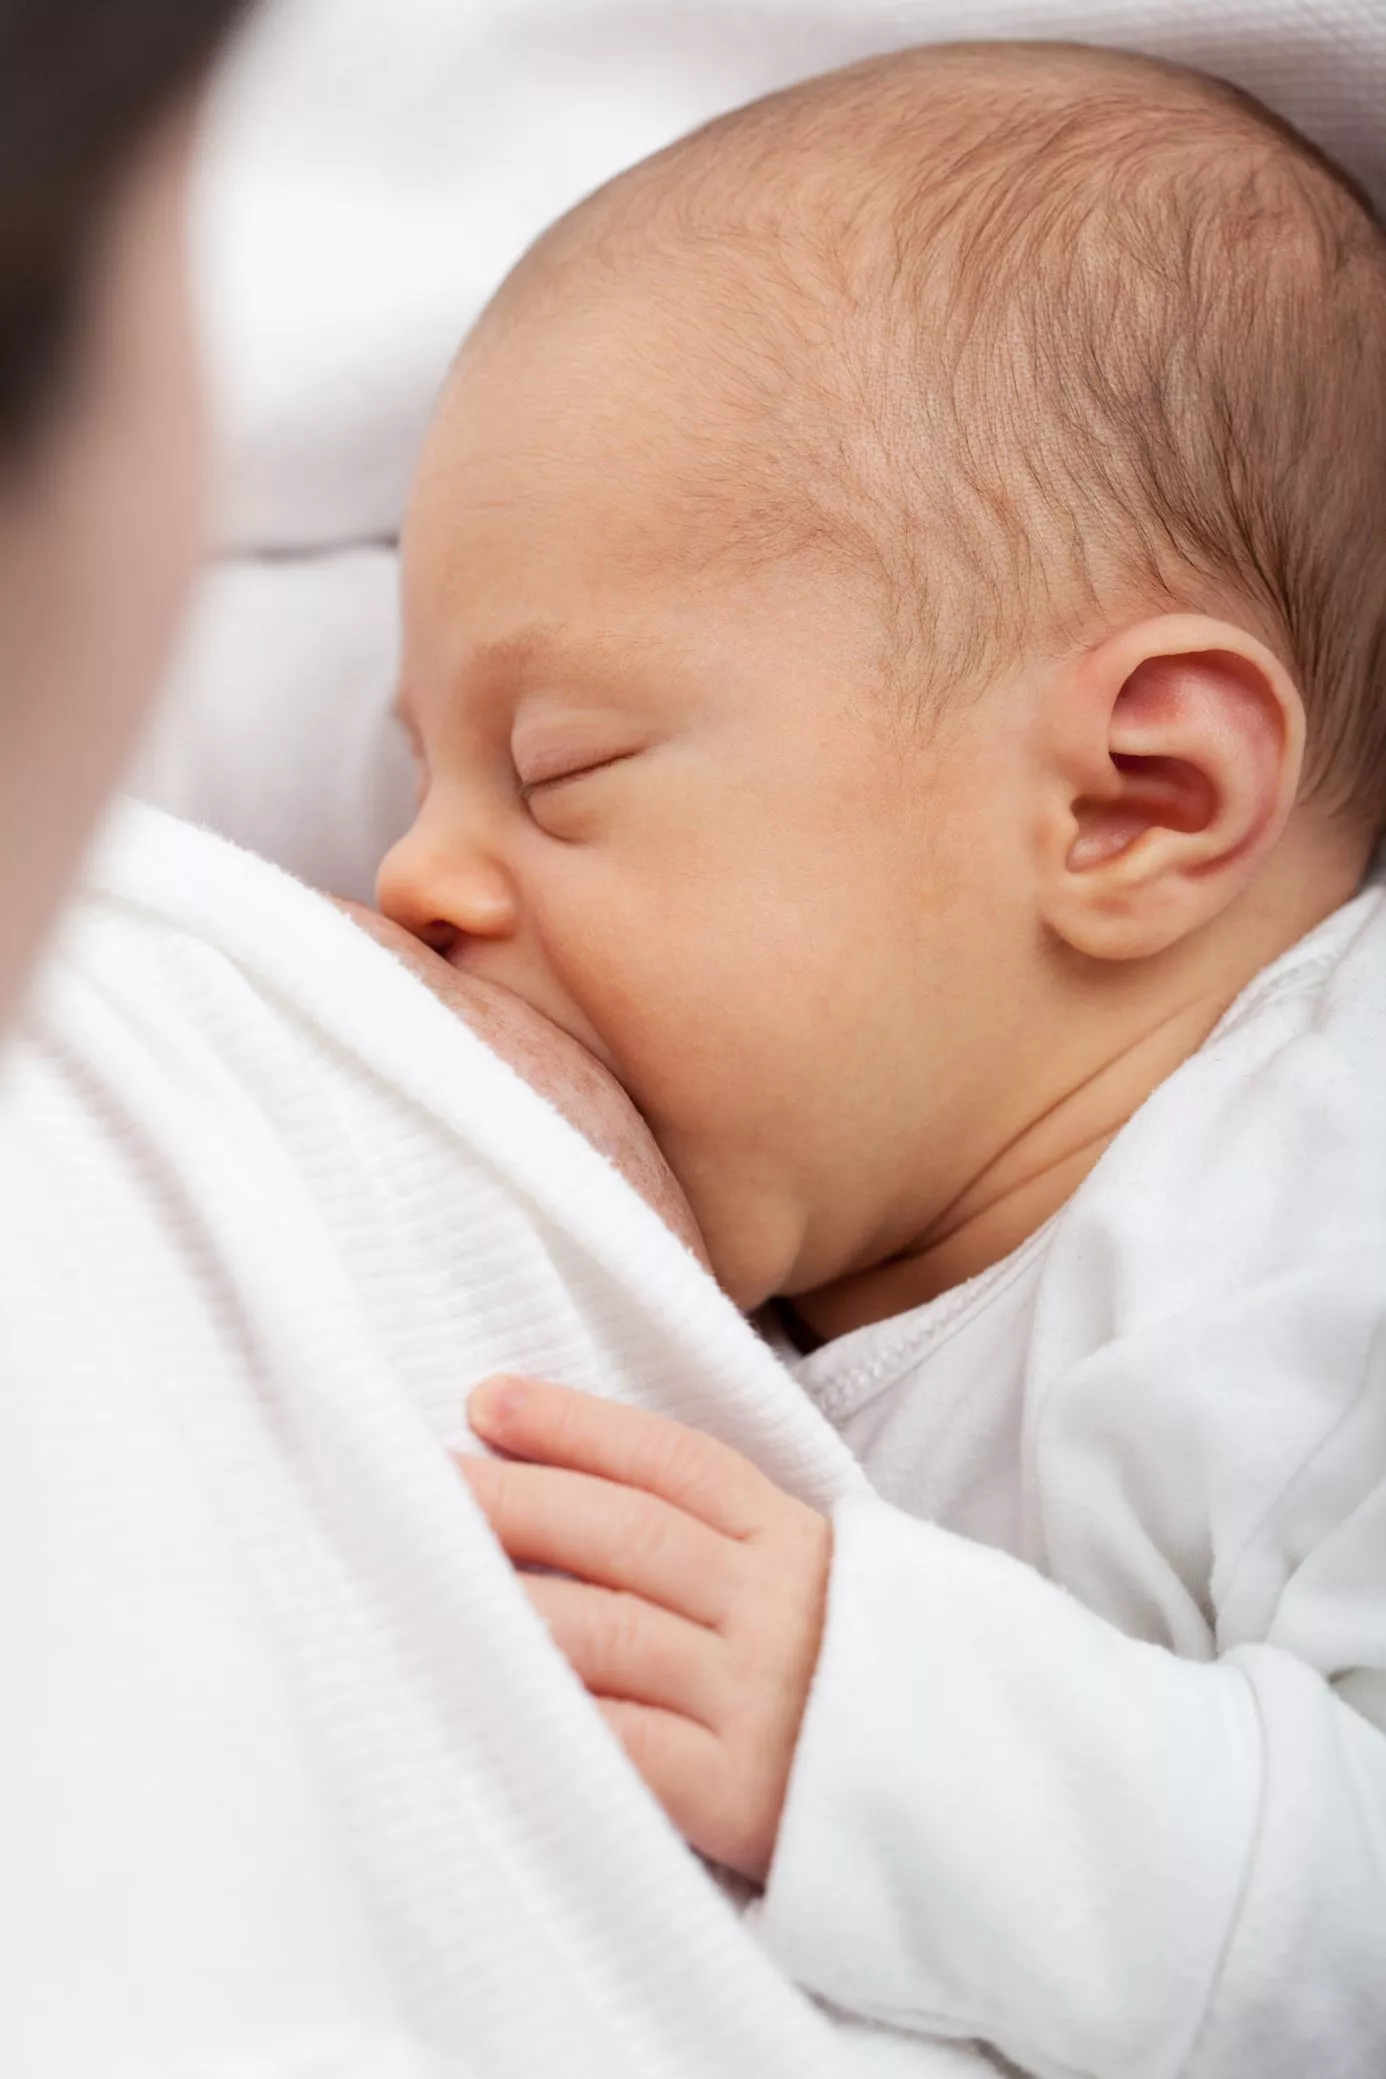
xmin=491 ymin=42 xmax=1386 ymax=832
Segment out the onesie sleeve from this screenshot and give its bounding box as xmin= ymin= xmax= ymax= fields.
xmin=754 ymin=1486 xmax=1386 ymax=2079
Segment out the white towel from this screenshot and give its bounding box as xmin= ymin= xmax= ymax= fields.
xmin=4 ymin=802 xmax=979 ymax=2078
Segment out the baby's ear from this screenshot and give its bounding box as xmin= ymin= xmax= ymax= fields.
xmin=1037 ymin=615 xmax=1305 ymax=961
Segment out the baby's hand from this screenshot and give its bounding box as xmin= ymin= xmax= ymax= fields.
xmin=460 ymin=1376 xmax=831 ymax=1884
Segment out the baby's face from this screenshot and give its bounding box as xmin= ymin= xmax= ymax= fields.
xmin=380 ymin=278 xmax=1024 ymax=1308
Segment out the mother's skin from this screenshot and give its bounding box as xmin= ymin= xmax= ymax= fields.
xmin=341 ymin=901 xmax=707 ymax=1259
xmin=0 ymin=10 xmax=238 ymax=1029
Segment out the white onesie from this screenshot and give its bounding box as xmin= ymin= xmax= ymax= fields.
xmin=756 ymin=888 xmax=1386 ymax=2079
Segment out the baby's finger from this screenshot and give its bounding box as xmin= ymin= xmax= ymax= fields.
xmin=468 ymin=1376 xmax=772 ymax=1537
xmin=457 ymin=1455 xmax=735 ymax=1626
xmin=597 ymin=1697 xmax=726 ymax=1852
xmin=523 ymin=1573 xmax=722 ymax=1724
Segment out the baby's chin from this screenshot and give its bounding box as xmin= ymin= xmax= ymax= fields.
xmin=659 ymin=1161 xmax=803 ymax=1315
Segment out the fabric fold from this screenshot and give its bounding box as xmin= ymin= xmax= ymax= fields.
xmin=5 ymin=803 xmax=977 ymax=2078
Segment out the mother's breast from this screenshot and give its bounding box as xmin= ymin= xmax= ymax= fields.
xmin=335 ymin=901 xmax=707 ymax=1265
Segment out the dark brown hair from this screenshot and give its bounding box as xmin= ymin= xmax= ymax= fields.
xmin=0 ymin=0 xmax=250 ymax=452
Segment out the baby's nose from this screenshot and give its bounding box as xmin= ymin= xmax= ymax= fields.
xmin=376 ymin=821 xmax=520 ymax=955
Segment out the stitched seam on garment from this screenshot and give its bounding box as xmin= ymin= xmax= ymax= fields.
xmin=797 ymin=1221 xmax=1056 ymax=1427
xmin=806 ymin=1992 xmax=1088 ymax=2079
xmin=796 ymin=906 xmax=1378 ymax=1431
xmin=1205 ymin=891 xmax=1380 ymax=1049
xmin=1175 ymin=1663 xmax=1271 ymax=2079
xmin=1205 ymin=955 xmax=1344 ymax=1048
xmin=1213 ymin=1310 xmax=1381 ymax=1639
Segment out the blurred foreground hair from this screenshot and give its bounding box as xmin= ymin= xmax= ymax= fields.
xmin=0 ymin=0 xmax=250 ymax=452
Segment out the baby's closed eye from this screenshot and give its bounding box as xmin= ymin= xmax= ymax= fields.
xmin=518 ymin=749 xmax=638 ymax=797
xmin=520 ymin=753 xmax=641 ymax=842
xmin=511 ymin=704 xmax=644 ymax=782
xmin=511 ymin=709 xmax=649 ymax=833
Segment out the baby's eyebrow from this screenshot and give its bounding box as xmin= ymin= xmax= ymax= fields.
xmin=473 ymin=628 xmax=561 ymax=674
xmin=469 ymin=626 xmax=583 ymax=691
xmin=469 ymin=625 xmax=652 ymax=697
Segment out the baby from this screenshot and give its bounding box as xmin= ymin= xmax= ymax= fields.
xmin=379 ymin=42 xmax=1386 ymax=2079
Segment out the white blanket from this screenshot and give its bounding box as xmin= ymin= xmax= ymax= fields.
xmin=4 ymin=802 xmax=980 ymax=2079
xmin=136 ymin=0 xmax=1386 ymax=899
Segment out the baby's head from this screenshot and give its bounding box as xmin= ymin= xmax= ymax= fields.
xmin=380 ymin=42 xmax=1386 ymax=1312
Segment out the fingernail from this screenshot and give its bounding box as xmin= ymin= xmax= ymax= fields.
xmin=469 ymin=1375 xmax=527 ymax=1429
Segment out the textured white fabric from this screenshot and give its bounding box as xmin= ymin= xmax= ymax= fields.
xmin=4 ymin=801 xmax=978 ymax=2079
xmin=756 ymin=890 xmax=1386 ymax=2078
xmin=138 ymin=0 xmax=1386 ymax=896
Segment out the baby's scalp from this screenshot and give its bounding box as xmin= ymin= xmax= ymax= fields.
xmin=478 ymin=40 xmax=1386 ymax=836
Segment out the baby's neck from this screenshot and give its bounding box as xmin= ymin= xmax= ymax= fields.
xmin=797 ymin=993 xmax=1223 ymax=1340
xmin=796 ymin=846 xmax=1364 ymax=1344
xmin=800 ymin=994 xmax=1222 ymax=1339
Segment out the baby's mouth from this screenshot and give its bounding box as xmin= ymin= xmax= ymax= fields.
xmin=340 ymin=903 xmax=703 ymax=1254
xmin=442 ymin=944 xmax=625 ymax=1084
